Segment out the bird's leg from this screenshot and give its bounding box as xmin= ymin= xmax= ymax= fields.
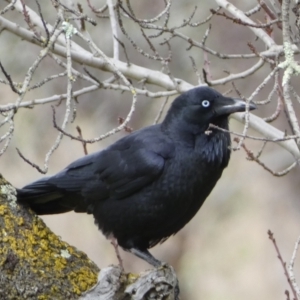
xmin=129 ymin=248 xmax=164 ymax=267
xmin=110 ymin=238 xmax=124 ymax=270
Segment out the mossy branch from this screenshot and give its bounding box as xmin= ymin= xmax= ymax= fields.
xmin=0 ymin=174 xmax=99 ymax=299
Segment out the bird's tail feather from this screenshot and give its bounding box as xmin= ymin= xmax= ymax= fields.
xmin=17 ymin=176 xmax=88 ymax=215
xmin=17 ymin=187 xmax=76 ymax=215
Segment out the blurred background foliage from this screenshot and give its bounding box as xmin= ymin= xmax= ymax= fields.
xmin=0 ymin=0 xmax=300 ymax=299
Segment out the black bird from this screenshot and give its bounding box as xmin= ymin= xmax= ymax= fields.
xmin=17 ymin=86 xmax=256 ymax=267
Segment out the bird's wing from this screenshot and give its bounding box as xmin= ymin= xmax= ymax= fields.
xmin=66 ymin=127 xmax=174 ymax=200
xmin=93 ymin=147 xmax=165 ymax=199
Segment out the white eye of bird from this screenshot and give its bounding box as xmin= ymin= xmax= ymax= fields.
xmin=201 ymin=100 xmax=210 ymax=107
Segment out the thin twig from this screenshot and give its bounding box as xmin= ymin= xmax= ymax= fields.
xmin=288 ymin=235 xmax=300 ymax=298
xmin=76 ymin=126 xmax=88 ymax=155
xmin=234 ymin=137 xmax=297 ymax=176
xmin=0 ymin=62 xmax=20 ymax=95
xmin=154 ymin=97 xmax=169 ymax=124
xmin=268 ymin=230 xmax=298 ymax=299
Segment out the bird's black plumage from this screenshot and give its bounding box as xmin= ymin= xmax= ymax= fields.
xmin=17 ymin=86 xmax=256 ymax=266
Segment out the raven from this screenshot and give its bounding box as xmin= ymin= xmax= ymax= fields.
xmin=17 ymin=86 xmax=256 ymax=267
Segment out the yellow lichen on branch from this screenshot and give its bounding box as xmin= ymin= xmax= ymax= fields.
xmin=0 ymin=175 xmax=99 ymax=299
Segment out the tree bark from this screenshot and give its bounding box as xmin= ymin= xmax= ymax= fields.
xmin=80 ymin=265 xmax=179 ymax=300
xmin=0 ymin=174 xmax=99 ymax=299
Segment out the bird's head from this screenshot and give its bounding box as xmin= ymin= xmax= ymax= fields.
xmin=163 ymin=86 xmax=256 ymax=132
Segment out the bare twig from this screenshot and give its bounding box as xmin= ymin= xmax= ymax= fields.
xmin=268 ymin=230 xmax=298 ymax=300
xmin=76 ymin=126 xmax=88 ymax=155
xmin=154 ymin=97 xmax=169 ymax=124
xmin=288 ymin=235 xmax=300 ymax=298
xmin=234 ymin=137 xmax=297 ymax=176
xmin=16 ymin=148 xmax=46 ymax=174
xmin=0 ymin=62 xmax=20 ymax=95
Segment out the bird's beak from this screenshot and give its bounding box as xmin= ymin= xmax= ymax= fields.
xmin=215 ymin=97 xmax=256 ymax=116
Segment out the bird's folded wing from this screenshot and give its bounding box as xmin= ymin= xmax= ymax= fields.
xmin=63 ymin=126 xmax=174 ymax=200
xmin=91 ymin=147 xmax=166 ymax=199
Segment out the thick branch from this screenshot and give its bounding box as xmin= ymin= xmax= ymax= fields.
xmin=0 ymin=174 xmax=99 ymax=298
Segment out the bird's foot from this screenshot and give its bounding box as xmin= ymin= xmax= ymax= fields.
xmin=128 ymin=248 xmax=164 ymax=268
